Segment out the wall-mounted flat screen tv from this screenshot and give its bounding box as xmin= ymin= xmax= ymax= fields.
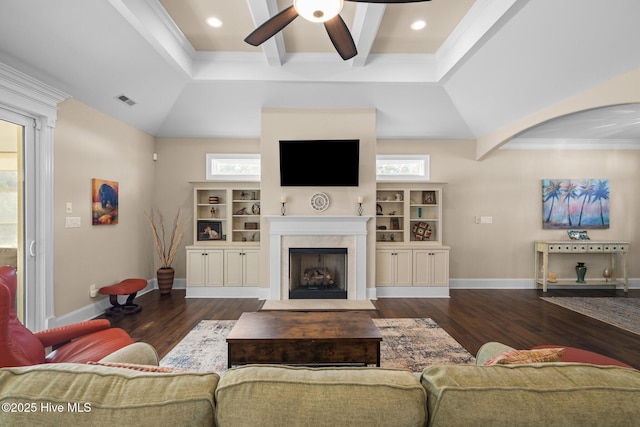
xmin=279 ymin=139 xmax=360 ymax=186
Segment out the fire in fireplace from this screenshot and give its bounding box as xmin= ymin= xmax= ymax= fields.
xmin=289 ymin=248 xmax=347 ymax=299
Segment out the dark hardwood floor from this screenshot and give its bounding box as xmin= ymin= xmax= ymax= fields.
xmin=101 ymin=288 xmax=640 ymax=369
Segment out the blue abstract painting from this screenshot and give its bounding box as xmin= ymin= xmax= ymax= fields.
xmin=542 ymin=179 xmax=609 ymax=229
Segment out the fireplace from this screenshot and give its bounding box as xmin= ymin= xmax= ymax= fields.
xmin=289 ymin=248 xmax=348 ymax=299
xmin=266 ymin=215 xmax=371 ymax=300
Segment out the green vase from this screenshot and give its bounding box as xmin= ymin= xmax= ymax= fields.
xmin=575 ymin=262 xmax=587 ymax=283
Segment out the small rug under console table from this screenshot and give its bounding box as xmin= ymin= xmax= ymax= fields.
xmin=534 ymin=241 xmax=629 ymax=292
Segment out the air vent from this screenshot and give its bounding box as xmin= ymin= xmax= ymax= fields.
xmin=115 ymin=94 xmax=137 ymax=106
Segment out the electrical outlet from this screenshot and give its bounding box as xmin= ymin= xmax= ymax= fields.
xmin=65 ymin=217 xmax=81 ymax=228
xmin=89 ymin=284 xmax=98 ymax=298
xmin=475 ymin=215 xmax=493 ymax=224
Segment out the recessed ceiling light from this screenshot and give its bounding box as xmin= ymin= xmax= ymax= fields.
xmin=411 ymin=20 xmax=427 ymax=31
xmin=206 ymin=17 xmax=223 ymax=28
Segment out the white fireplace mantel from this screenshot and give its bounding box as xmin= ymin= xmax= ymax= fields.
xmin=266 ymin=215 xmax=372 ymax=300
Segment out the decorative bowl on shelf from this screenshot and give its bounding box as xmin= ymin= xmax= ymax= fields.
xmin=412 ymin=222 xmax=432 ymax=240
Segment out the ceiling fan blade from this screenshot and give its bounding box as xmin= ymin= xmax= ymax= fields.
xmin=345 ymin=0 xmax=431 ymax=3
xmin=324 ymin=15 xmax=357 ymax=60
xmin=245 ymin=5 xmax=298 ymax=46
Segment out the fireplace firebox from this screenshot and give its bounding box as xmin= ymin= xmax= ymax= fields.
xmin=289 ymin=248 xmax=347 ymax=299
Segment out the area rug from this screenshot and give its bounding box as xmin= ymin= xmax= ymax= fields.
xmin=160 ymin=318 xmax=475 ymax=374
xmin=541 ymin=297 xmax=640 ymax=336
xmin=260 ymin=299 xmax=377 ymax=311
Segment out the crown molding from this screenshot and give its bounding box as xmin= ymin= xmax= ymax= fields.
xmin=0 ymin=62 xmax=69 ymax=123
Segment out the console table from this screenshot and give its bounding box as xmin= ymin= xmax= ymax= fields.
xmin=534 ymin=241 xmax=629 ymax=292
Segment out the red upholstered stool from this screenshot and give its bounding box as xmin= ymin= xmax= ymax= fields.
xmin=99 ymin=279 xmax=147 ymax=316
xmin=532 ymin=345 xmax=634 ymax=369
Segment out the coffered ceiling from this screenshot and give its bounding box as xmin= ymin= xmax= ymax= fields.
xmin=159 ymin=0 xmax=475 ymax=54
xmin=0 ymin=0 xmax=639 ymax=154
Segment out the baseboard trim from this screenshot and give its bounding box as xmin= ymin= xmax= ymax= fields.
xmin=47 ymin=280 xmax=156 ymax=328
xmin=450 ymin=278 xmax=534 ymax=289
xmin=185 ymin=286 xmax=263 ymax=299
xmin=449 ymin=278 xmax=640 ymax=290
xmin=375 ymin=286 xmax=450 ymax=298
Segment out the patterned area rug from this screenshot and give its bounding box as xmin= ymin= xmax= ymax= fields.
xmin=541 ymin=297 xmax=640 ymax=336
xmin=160 ymin=318 xmax=475 ymax=374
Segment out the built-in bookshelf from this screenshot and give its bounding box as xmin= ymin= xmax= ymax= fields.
xmin=375 ymin=183 xmax=444 ymax=246
xmin=190 ymin=182 xmax=260 ymax=245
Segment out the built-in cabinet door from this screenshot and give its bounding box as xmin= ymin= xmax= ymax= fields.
xmin=413 ymin=250 xmax=432 ymax=287
xmin=187 ymin=249 xmax=223 ymax=286
xmin=186 ymin=249 xmax=206 ymax=287
xmin=394 ymin=250 xmax=413 ymax=286
xmin=430 ymin=250 xmax=449 ymax=286
xmin=413 ymin=249 xmax=449 ymax=286
xmin=224 ymin=249 xmax=260 ymax=286
xmin=204 ymin=250 xmax=224 ymax=286
xmin=224 ymin=250 xmax=244 ymax=287
xmin=242 ymin=249 xmax=261 ymax=287
xmin=376 ymin=250 xmax=395 ymax=286
xmin=376 ymin=249 xmax=412 ymax=286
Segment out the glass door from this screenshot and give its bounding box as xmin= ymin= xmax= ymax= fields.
xmin=0 ymin=111 xmax=35 ymax=325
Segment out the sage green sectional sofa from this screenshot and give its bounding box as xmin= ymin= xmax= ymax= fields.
xmin=1 ymin=342 xmax=638 ymax=427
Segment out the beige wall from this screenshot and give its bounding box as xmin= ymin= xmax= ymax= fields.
xmin=153 ymin=137 xmax=261 ymax=278
xmin=378 ymin=139 xmax=640 ymax=280
xmin=54 ymin=99 xmax=155 ymax=316
xmin=260 ymin=108 xmax=378 ymax=292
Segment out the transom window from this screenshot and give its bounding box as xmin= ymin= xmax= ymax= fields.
xmin=376 ymin=155 xmax=430 ymax=181
xmin=206 ymin=154 xmax=261 ymax=181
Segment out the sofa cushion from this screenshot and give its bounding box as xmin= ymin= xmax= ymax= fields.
xmin=421 ymin=364 xmax=640 ymax=427
xmin=485 ymin=347 xmax=565 ymax=365
xmin=98 ymin=342 xmax=159 ymax=366
xmin=215 ymin=365 xmax=427 ymax=427
xmin=0 ymin=363 xmax=218 ymax=426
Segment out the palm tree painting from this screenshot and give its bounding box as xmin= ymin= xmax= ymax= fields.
xmin=542 ymin=179 xmax=609 ymax=229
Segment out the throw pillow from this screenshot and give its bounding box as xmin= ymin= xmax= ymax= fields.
xmin=87 ymin=361 xmax=186 ymax=373
xmin=485 ymin=348 xmax=565 ymax=365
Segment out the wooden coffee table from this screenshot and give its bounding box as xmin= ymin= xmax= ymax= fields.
xmin=226 ymin=311 xmax=382 ymax=368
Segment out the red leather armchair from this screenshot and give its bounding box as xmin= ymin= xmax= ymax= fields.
xmin=0 ymin=266 xmax=135 ymax=367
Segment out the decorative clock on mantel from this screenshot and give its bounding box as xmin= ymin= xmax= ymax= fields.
xmin=310 ymin=192 xmax=329 ymax=212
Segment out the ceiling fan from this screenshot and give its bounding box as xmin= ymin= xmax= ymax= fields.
xmin=245 ymin=0 xmax=432 ymax=60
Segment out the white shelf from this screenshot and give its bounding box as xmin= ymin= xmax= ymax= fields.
xmin=192 ymin=183 xmax=261 ymax=245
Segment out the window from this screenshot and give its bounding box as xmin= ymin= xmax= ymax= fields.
xmin=206 ymin=154 xmax=261 ymax=181
xmin=376 ymin=155 xmax=430 ymax=181
xmin=0 ymin=166 xmax=18 ymax=247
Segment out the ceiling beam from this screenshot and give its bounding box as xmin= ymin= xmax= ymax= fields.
xmin=350 ymin=3 xmax=386 ymax=67
xmin=245 ymin=0 xmax=286 ymax=67
xmin=108 ymin=0 xmax=194 ymax=77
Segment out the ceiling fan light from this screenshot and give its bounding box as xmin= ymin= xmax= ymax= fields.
xmin=294 ymin=0 xmax=343 ymax=23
